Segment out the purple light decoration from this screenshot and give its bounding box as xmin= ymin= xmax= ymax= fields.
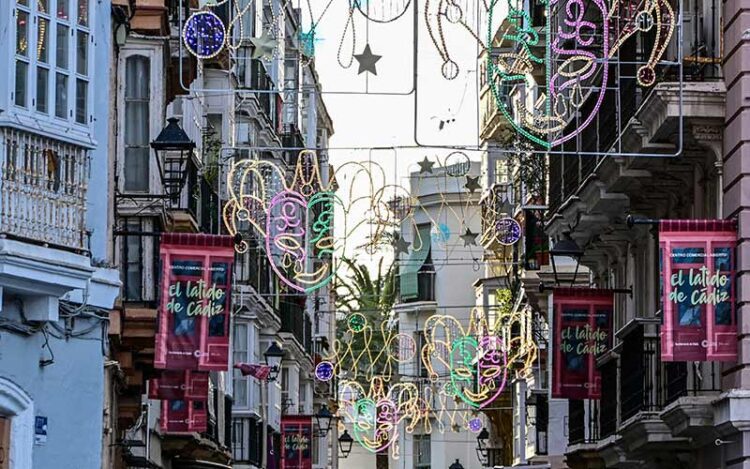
xmin=266 ymin=190 xmax=308 ymax=293
xmin=315 ymin=361 xmax=334 ymax=381
xmin=183 ymin=11 xmax=226 ymax=59
xmin=468 ymin=417 xmax=482 ymax=433
xmin=548 ymin=0 xmax=609 ymax=147
xmin=496 ymin=218 xmax=521 ymax=245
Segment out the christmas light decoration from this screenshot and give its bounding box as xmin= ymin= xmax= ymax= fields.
xmin=223 ymin=150 xmax=485 ymax=294
xmin=183 ymin=11 xmax=226 ymax=59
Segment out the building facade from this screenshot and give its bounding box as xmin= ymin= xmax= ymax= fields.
xmin=0 ymin=0 xmax=121 ymax=467
xmin=477 ymin=0 xmax=750 ymax=468
xmin=392 ymin=163 xmax=486 ymax=469
xmin=102 ymin=0 xmax=337 ymax=468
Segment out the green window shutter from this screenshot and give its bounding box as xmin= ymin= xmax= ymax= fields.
xmin=399 ymin=226 xmax=432 ymax=300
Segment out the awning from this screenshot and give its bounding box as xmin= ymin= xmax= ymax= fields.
xmin=399 ymin=225 xmax=432 ymax=300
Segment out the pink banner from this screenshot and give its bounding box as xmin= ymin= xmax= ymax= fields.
xmin=552 ymin=288 xmax=613 ymax=400
xmin=149 ymin=370 xmax=209 ymax=401
xmin=160 ymin=399 xmax=208 ymax=433
xmin=281 ymin=416 xmax=313 ymax=469
xmin=154 ymin=233 xmax=234 ymax=371
xmin=660 ymin=220 xmax=737 ymax=361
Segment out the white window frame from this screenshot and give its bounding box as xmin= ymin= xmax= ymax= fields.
xmin=232 ymin=320 xmax=261 ymax=414
xmin=10 ymin=0 xmax=93 ymax=129
xmin=116 ymin=44 xmax=164 ymax=195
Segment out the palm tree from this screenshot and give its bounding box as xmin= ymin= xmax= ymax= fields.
xmin=334 ymin=257 xmax=397 ymax=382
xmin=335 ymin=257 xmax=396 ymax=317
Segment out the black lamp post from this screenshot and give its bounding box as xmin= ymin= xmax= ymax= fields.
xmin=449 ymin=459 xmax=464 ymax=469
xmin=314 ymin=404 xmax=334 ymax=437
xmin=549 ymin=232 xmax=584 ymax=286
xmin=263 ymin=342 xmax=284 ymax=382
xmin=338 ymin=429 xmax=354 ymax=458
xmin=150 ymin=117 xmax=195 ymax=201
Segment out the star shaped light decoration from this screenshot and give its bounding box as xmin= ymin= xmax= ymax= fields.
xmin=464 ymin=175 xmax=481 ymax=194
xmin=392 ymin=235 xmax=411 ymax=255
xmin=460 ymin=228 xmax=478 ymax=246
xmin=251 ymin=30 xmax=277 ymax=59
xmin=418 ymin=156 xmax=435 ymax=174
xmin=354 ymin=44 xmax=382 ymax=75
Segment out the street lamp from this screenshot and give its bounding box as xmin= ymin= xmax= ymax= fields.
xmin=264 ymin=342 xmax=284 ymax=382
xmin=449 ymin=459 xmax=464 ymax=469
xmin=476 ymin=427 xmax=489 ymax=452
xmin=476 ymin=427 xmax=489 ymax=465
xmin=150 ymin=117 xmax=196 ymax=201
xmin=549 ymin=232 xmax=584 ymax=286
xmin=314 ymin=404 xmax=334 ymax=437
xmin=338 ymin=429 xmax=354 ymax=458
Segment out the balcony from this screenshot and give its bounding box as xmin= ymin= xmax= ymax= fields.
xmin=479 ymin=81 xmax=514 ymax=143
xmin=279 ymin=296 xmax=313 ymax=355
xmin=592 ymin=320 xmax=691 ymax=467
xmin=566 ymin=399 xmax=605 ymax=469
xmin=0 ymin=128 xmax=89 ymax=252
xmin=249 ymin=60 xmax=279 ymax=132
xmin=660 ymin=362 xmax=721 ymax=442
xmin=398 ymin=270 xmax=435 ymax=304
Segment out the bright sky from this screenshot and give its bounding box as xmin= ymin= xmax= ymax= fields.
xmin=299 ymin=0 xmax=494 ymax=267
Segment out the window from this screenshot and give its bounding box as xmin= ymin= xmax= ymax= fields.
xmin=233 ymin=323 xmax=249 ymax=408
xmin=124 ymin=55 xmax=150 ymax=192
xmin=233 ymin=322 xmax=260 ymax=411
xmin=56 ymin=25 xmax=68 ymax=69
xmin=36 ymin=68 xmax=48 ymax=112
xmin=13 ymin=0 xmax=90 ymax=122
xmin=15 ymin=62 xmax=28 ymax=107
xmin=123 ymin=218 xmax=142 ymax=300
xmin=413 ymin=435 xmax=430 ymax=469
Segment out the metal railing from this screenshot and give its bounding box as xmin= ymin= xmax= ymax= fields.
xmin=620 ymin=324 xmax=662 ymax=423
xmin=0 ymin=128 xmax=89 ymax=251
xmin=568 ymin=399 xmax=599 ymax=445
xmin=664 ymin=361 xmax=722 ymax=407
xmin=599 ymin=360 xmax=618 ymax=438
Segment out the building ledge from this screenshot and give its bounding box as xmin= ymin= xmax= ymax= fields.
xmin=712 ymin=389 xmax=750 ymax=435
xmin=660 ymin=395 xmax=716 ymax=443
xmin=392 ymin=300 xmax=437 ymax=314
xmin=0 ymin=238 xmax=96 ymax=321
xmin=565 ymin=442 xmax=606 ymax=469
xmin=595 ymin=436 xmax=642 ymax=469
xmin=619 ymin=411 xmax=691 ymax=458
xmin=161 ymin=433 xmax=231 ymax=466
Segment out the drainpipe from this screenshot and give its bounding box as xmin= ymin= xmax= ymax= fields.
xmin=518 ymin=379 xmax=528 ymax=465
xmin=262 ymin=381 xmax=268 ymax=469
xmin=715 ymin=160 xmax=723 ymax=217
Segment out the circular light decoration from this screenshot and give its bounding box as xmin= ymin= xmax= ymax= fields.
xmin=348 ymin=313 xmax=366 ymax=333
xmin=468 ymin=417 xmax=482 ymax=433
xmin=444 ymin=151 xmax=471 ymax=177
xmin=388 ymin=333 xmax=417 ymax=363
xmin=495 ymin=218 xmax=521 ymax=245
xmin=183 ymin=11 xmax=226 ymax=59
xmin=315 ymin=361 xmax=335 ymax=381
xmin=441 ymin=59 xmax=459 ymax=80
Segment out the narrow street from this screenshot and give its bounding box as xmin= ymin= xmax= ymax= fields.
xmin=0 ymin=0 xmax=747 ymax=468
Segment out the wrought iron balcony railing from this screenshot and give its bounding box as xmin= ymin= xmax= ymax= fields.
xmin=620 ymin=323 xmax=663 ymax=423
xmin=0 ymin=128 xmax=89 ymax=251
